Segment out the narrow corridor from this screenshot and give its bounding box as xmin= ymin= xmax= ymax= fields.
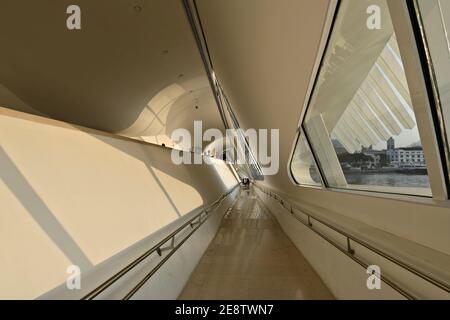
xmin=179 ymin=189 xmax=334 ymax=299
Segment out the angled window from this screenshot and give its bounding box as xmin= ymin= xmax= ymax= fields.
xmin=295 ymin=0 xmax=432 ymax=196
xmin=290 ymin=133 xmax=322 ymax=187
xmin=416 ymin=0 xmax=450 ymax=180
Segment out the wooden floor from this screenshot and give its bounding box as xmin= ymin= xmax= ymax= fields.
xmin=178 ymin=189 xmax=334 ymax=300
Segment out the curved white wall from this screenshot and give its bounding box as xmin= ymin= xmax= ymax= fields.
xmin=0 ymin=107 xmax=238 ymax=299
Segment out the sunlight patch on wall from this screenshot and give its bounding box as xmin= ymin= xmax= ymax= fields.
xmin=152 ymin=167 xmax=204 ymax=215
xmin=210 ymin=158 xmax=238 ymax=190
xmin=0 ymin=179 xmax=71 ymax=299
xmin=0 ymin=111 xmax=211 ymax=298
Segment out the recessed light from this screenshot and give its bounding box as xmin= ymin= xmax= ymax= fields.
xmin=134 ymin=5 xmax=142 ymax=12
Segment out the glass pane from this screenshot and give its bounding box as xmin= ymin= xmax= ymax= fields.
xmin=291 ymin=134 xmax=322 ymax=186
xmin=303 ymin=0 xmax=431 ymax=196
xmin=417 ymin=0 xmax=450 ymax=171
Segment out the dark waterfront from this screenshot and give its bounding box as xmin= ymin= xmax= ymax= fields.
xmin=344 ymin=172 xmax=430 ymax=189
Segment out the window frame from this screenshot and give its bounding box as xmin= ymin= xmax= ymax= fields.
xmin=288 ymin=0 xmax=449 ymax=201
xmin=288 ymin=129 xmax=326 ymax=188
xmin=409 ymin=0 xmax=450 ymax=197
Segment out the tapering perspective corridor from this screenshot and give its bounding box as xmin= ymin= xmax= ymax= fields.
xmin=179 ymin=190 xmax=334 ymax=300
xmin=2 ymin=0 xmax=450 ymax=305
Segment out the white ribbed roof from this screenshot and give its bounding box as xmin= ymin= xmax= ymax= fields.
xmin=333 ymin=36 xmax=416 ymax=153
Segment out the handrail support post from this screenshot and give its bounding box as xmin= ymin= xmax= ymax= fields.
xmin=347 ymin=237 xmax=355 ymax=255
xmin=157 ymin=236 xmax=175 ymax=256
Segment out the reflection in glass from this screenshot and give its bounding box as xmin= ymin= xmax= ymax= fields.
xmin=301 ymin=0 xmax=431 ymax=196
xmin=417 ymin=0 xmax=450 ymax=175
xmin=291 ymin=134 xmax=322 ymax=186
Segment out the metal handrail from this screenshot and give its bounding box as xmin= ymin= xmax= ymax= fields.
xmin=82 ymin=185 xmax=239 ymax=300
xmin=254 ymin=184 xmax=450 ymax=299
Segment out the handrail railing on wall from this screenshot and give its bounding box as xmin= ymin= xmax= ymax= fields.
xmin=82 ymin=185 xmax=239 ymax=300
xmin=253 ymin=183 xmax=450 ymax=300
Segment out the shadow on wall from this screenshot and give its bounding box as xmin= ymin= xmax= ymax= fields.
xmin=0 ymin=109 xmax=237 ymax=299
xmin=89 ymin=131 xmax=234 ymax=206
xmin=0 ymin=147 xmax=93 ymax=269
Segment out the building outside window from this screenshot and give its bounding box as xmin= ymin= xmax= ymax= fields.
xmin=291 ymin=0 xmax=432 ymax=196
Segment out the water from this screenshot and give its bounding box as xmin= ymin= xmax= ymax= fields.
xmin=344 ymin=173 xmax=430 ymax=189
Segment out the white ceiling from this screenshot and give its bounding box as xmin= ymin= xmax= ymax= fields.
xmin=0 ymin=0 xmax=224 ymax=138
xmin=1 ymin=0 xmax=332 ymax=187
xmin=196 ymin=0 xmax=331 ymax=189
